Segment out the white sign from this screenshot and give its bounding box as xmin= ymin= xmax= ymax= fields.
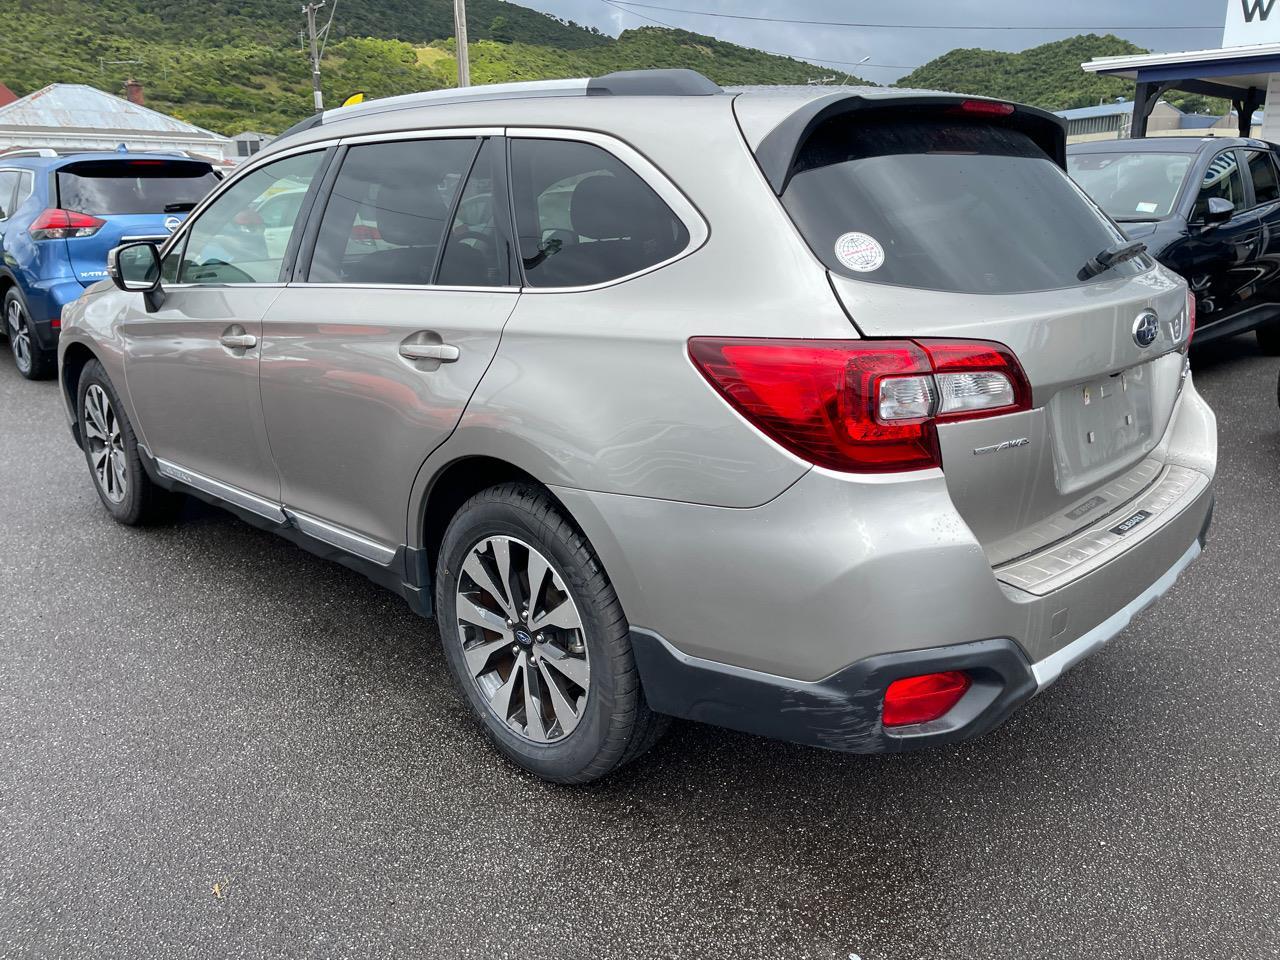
xmin=1224 ymin=0 xmax=1280 ymax=47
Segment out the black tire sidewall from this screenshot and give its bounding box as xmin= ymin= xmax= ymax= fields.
xmin=5 ymin=288 xmax=52 ymax=380
xmin=76 ymin=360 xmax=151 ymax=524
xmin=435 ymin=491 xmax=628 ymax=781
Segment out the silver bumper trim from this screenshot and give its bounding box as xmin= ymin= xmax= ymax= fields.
xmin=1031 ymin=539 xmax=1201 ymax=689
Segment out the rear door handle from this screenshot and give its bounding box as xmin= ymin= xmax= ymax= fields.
xmin=219 ymin=333 xmax=257 ymax=349
xmin=399 ymin=342 xmax=460 ymax=362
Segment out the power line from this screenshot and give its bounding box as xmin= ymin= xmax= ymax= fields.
xmin=596 ymin=0 xmax=909 ymax=70
xmin=606 ymin=1 xmax=1220 ymax=31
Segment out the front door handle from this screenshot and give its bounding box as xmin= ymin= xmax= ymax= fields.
xmin=399 ymin=342 xmax=459 ymax=362
xmin=219 ymin=333 xmax=258 ymax=349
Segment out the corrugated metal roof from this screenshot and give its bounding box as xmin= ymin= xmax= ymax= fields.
xmin=0 ymin=84 xmax=227 ymax=142
xmin=1055 ymin=101 xmax=1137 ymax=120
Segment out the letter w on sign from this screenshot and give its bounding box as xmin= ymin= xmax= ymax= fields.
xmin=1243 ymin=0 xmax=1277 ymax=22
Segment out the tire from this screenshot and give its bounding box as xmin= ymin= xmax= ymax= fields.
xmin=435 ymin=482 xmax=667 ymax=783
xmin=4 ymin=288 xmax=54 ymax=380
xmin=1257 ymin=322 xmax=1280 ymax=356
xmin=76 ymin=359 xmax=177 ymax=525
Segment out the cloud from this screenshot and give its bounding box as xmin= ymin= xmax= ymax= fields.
xmin=506 ymin=0 xmax=1225 ymax=80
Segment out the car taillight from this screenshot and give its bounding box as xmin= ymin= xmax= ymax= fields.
xmin=29 ymin=208 xmax=105 ymax=240
xmin=883 ymin=671 xmax=972 ymax=727
xmin=954 ymin=99 xmax=1015 ymax=116
xmin=688 ymin=337 xmax=1031 ymax=473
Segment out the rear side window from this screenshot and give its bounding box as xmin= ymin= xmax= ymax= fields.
xmin=509 ymin=138 xmax=690 ymax=288
xmin=1192 ymin=152 xmax=1246 ymax=220
xmin=308 ymin=138 xmax=476 ymax=285
xmin=437 ymin=138 xmax=511 ymax=287
xmin=0 ymin=171 xmax=19 ymax=219
xmin=1246 ymin=149 xmax=1280 ymax=204
xmin=57 ymin=159 xmax=220 ymax=215
xmin=782 ymin=116 xmax=1144 ymax=294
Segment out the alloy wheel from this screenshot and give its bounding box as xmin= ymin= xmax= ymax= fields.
xmin=83 ymin=384 xmax=128 ymax=503
xmin=7 ymin=299 xmax=31 ymax=375
xmin=455 ymin=535 xmax=590 ymax=744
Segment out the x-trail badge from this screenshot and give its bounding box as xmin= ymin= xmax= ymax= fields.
xmin=1132 ymin=310 xmax=1159 ymax=348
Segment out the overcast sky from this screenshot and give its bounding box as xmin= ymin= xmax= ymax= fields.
xmin=509 ymin=0 xmax=1226 ymax=81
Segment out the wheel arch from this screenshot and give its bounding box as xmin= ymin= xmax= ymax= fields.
xmin=59 ymin=341 xmax=101 ymax=447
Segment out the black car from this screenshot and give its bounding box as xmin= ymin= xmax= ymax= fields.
xmin=1068 ymin=136 xmax=1280 ymax=353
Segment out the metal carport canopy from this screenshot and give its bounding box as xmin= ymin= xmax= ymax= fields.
xmin=1083 ymin=43 xmax=1280 ymax=138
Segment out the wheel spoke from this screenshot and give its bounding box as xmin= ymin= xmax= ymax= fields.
xmin=529 ymin=596 xmax=582 ymax=632
xmin=489 ymin=653 xmax=524 ymax=722
xmin=522 ymin=662 xmax=547 ymax=741
xmin=524 ymin=550 xmax=551 ymax=618
xmin=90 ymin=448 xmax=108 ymax=472
xmin=462 ymin=552 xmax=515 ymax=619
xmin=489 ymin=537 xmax=515 ymax=612
xmin=456 ymin=594 xmax=510 ymax=635
xmin=537 ymin=659 xmax=582 ymax=735
xmin=539 ymin=641 xmax=589 ymax=688
xmin=463 ymin=634 xmax=512 ymax=678
xmin=111 ymin=455 xmax=127 ymax=496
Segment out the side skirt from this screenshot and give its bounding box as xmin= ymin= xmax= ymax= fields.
xmin=141 ymin=450 xmax=433 ymax=617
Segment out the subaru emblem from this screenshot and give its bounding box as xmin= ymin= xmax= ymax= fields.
xmin=1132 ymin=310 xmax=1159 ymax=348
xmin=163 ymin=215 xmax=182 ymax=233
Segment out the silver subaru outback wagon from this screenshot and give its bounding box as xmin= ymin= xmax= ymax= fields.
xmin=58 ymin=70 xmax=1216 ymax=783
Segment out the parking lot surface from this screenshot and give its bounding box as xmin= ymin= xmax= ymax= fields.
xmin=1 ymin=339 xmax=1278 ymax=960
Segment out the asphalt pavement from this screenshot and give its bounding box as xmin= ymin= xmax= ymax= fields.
xmin=1 ymin=336 xmax=1278 ymax=960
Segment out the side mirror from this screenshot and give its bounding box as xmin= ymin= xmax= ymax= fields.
xmin=1204 ymin=196 xmax=1235 ymax=225
xmin=107 ymin=242 xmax=161 ymax=293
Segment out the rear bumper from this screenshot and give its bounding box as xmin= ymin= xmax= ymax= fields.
xmin=632 ymin=507 xmax=1210 ymax=753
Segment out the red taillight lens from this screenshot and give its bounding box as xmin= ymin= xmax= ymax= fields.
xmin=882 ymin=671 xmax=971 ymax=727
xmin=688 ymin=337 xmax=1031 ymax=473
xmin=29 ymin=208 xmax=105 ymax=240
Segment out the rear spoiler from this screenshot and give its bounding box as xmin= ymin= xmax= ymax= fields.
xmin=753 ymin=93 xmax=1067 ymax=196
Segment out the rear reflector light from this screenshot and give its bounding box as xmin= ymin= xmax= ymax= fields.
xmin=29 ymin=208 xmax=105 ymax=241
xmin=1186 ymin=289 xmax=1197 ymax=348
xmin=956 ymin=99 xmax=1015 ymax=116
xmin=688 ymin=337 xmax=1031 ymax=473
xmin=883 ymin=671 xmax=971 ymax=727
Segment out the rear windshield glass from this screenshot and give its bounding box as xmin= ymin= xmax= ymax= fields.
xmin=1067 ymin=151 xmax=1193 ymax=221
xmin=57 ymin=160 xmax=220 ymax=215
xmin=782 ymin=116 xmax=1146 ymax=294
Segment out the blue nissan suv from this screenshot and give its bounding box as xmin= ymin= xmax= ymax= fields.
xmin=0 ymin=150 xmax=220 ymax=379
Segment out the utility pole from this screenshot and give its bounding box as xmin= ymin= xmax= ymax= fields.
xmin=453 ymin=0 xmax=471 ymax=88
xmin=304 ymin=2 xmax=325 ymax=113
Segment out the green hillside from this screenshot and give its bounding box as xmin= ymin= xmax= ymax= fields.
xmin=0 ymin=0 xmax=830 ymax=135
xmin=898 ymin=34 xmax=1223 ymax=115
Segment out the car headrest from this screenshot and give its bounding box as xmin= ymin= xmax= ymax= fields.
xmin=569 ymin=173 xmax=663 ymax=242
xmin=374 ymin=180 xmax=449 ymax=248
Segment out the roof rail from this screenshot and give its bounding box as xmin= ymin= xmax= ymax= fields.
xmin=0 ymin=147 xmax=58 ymax=158
xmin=275 ymin=69 xmax=722 ymax=143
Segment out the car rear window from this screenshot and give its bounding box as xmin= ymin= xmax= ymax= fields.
xmin=782 ymin=116 xmax=1146 ymax=294
xmin=57 ymin=159 xmax=220 ymax=216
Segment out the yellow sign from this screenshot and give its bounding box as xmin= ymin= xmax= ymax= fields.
xmin=341 ymin=91 xmax=366 ymax=107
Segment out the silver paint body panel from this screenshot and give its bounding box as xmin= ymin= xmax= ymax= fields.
xmin=57 ymin=86 xmax=1218 ymax=693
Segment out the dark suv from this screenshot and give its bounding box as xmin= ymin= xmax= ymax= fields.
xmin=1068 ymin=136 xmax=1280 ymax=353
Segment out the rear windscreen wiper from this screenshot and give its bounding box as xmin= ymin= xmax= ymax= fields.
xmin=1078 ymin=239 xmax=1146 ymax=281
xmin=164 ymin=202 xmax=197 ymax=213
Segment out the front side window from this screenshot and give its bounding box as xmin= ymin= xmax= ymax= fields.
xmin=1246 ymin=149 xmax=1280 ymax=205
xmin=509 ymin=138 xmax=690 ymax=288
xmin=1192 ymin=151 xmax=1246 ymax=221
xmin=1066 ymin=151 xmax=1192 ymax=220
xmin=783 ymin=116 xmax=1145 ymax=295
xmin=178 ymin=151 xmax=323 ymax=285
xmin=307 ymin=137 xmax=476 ymax=285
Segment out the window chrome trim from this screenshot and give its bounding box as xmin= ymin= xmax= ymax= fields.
xmin=504 ymin=126 xmax=710 ymax=294
xmin=285 ymin=509 xmax=398 ymax=566
xmin=285 ymin=282 xmax=520 ymax=294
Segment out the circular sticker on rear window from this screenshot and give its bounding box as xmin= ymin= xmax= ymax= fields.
xmin=834 ymin=231 xmax=885 ymax=273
